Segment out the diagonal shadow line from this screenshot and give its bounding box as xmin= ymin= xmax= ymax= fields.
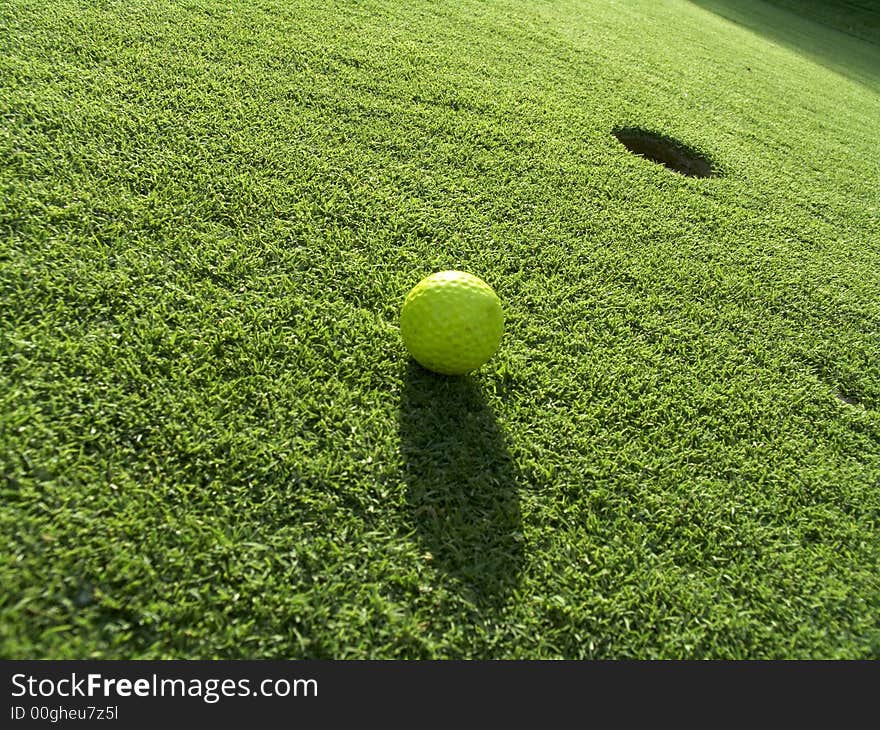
xmin=398 ymin=362 xmax=524 ymax=609
xmin=688 ymin=0 xmax=880 ymax=92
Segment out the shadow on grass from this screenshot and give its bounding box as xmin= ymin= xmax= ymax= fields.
xmin=612 ymin=126 xmax=716 ymax=178
xmin=689 ymin=0 xmax=880 ymax=90
xmin=398 ymin=362 xmax=523 ymax=609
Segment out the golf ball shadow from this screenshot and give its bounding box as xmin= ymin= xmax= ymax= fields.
xmin=398 ymin=362 xmax=524 ymax=608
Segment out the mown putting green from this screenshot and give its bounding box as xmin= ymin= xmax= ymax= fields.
xmin=1 ymin=0 xmax=878 ymax=659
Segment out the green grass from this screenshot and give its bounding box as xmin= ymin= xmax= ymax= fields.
xmin=1 ymin=0 xmax=878 ymax=659
xmin=691 ymin=0 xmax=880 ymax=91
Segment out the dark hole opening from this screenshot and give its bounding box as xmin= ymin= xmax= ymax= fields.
xmin=613 ymin=127 xmax=715 ymax=178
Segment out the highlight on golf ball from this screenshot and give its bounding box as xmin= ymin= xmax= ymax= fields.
xmin=399 ymin=270 xmax=504 ymax=376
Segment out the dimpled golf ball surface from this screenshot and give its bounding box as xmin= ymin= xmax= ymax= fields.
xmin=400 ymin=270 xmax=503 ymax=375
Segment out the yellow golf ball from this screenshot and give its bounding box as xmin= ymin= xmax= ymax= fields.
xmin=399 ymin=270 xmax=504 ymax=375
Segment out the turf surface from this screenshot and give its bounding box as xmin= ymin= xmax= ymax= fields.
xmin=1 ymin=0 xmax=879 ymax=659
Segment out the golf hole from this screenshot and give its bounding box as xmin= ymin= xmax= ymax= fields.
xmin=836 ymin=391 xmax=860 ymax=407
xmin=613 ymin=127 xmax=715 ymax=178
